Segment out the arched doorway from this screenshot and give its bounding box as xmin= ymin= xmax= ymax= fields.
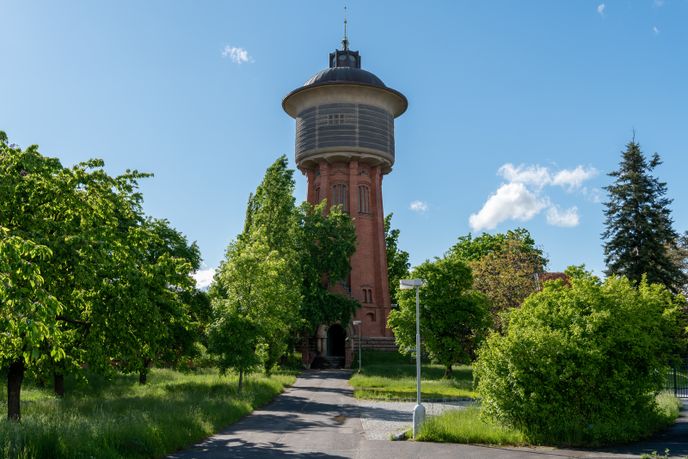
xmin=326 ymin=324 xmax=346 ymax=357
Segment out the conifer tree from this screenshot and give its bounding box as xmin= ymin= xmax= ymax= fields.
xmin=602 ymin=140 xmax=686 ymax=292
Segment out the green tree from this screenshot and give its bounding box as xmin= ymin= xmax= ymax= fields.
xmin=603 ymin=140 xmax=686 ymax=292
xmin=474 ymin=269 xmax=683 ymax=444
xmin=208 ymin=285 xmax=262 ymax=392
xmin=210 ymin=156 xmax=301 ymax=375
xmin=0 ymin=229 xmax=63 ymax=421
xmin=384 ymin=213 xmax=410 ymax=306
xmin=471 ymin=237 xmax=546 ymax=330
xmin=103 ymin=218 xmax=201 ymax=384
xmin=0 ymin=132 xmax=203 ymax=393
xmin=388 ymin=256 xmax=490 ymax=377
xmin=297 ymin=201 xmax=358 ymax=334
xmin=449 ymin=229 xmax=547 ymax=330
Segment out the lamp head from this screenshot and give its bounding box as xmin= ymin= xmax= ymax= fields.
xmin=399 ymin=279 xmax=425 ymax=290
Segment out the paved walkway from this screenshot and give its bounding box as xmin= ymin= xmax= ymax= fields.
xmin=168 ymin=370 xmax=687 ymax=459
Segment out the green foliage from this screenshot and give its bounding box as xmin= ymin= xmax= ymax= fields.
xmin=0 ymin=131 xmax=205 ymax=414
xmin=474 ymin=270 xmax=683 ymax=444
xmin=0 ymin=368 xmax=295 ymax=459
xmin=471 ymin=236 xmax=547 ymax=330
xmin=210 ymin=156 xmax=302 ymax=376
xmin=384 ymin=213 xmax=410 ymax=306
xmin=298 ymin=201 xmax=358 ymax=332
xmin=210 ymin=156 xmax=359 ymax=377
xmin=448 ymin=228 xmax=546 ymax=264
xmin=388 ymin=256 xmax=490 ymax=376
xmin=207 ymin=306 xmax=261 ymax=389
xmin=0 ymin=230 xmax=63 ymax=367
xmin=416 ymin=392 xmax=681 ymax=446
xmin=448 ymin=228 xmax=547 ymax=330
xmin=603 ymin=140 xmax=686 ymax=293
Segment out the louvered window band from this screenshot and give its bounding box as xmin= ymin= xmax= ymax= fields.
xmin=295 ymin=103 xmax=394 ymax=160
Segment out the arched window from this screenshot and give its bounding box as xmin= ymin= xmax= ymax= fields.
xmin=358 ymin=185 xmax=370 ymax=214
xmin=361 ymin=288 xmax=373 ymax=303
xmin=332 ymin=183 xmax=348 ymax=211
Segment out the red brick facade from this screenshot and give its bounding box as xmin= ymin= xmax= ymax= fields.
xmin=303 ymin=159 xmax=393 ymax=340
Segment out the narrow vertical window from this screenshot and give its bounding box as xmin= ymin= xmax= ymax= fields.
xmin=332 ymin=184 xmax=348 ymax=211
xmin=358 ymin=185 xmax=370 ymax=213
xmin=315 ymin=187 xmax=320 ymax=202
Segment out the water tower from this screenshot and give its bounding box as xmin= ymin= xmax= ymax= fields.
xmin=283 ymin=30 xmax=407 ymax=366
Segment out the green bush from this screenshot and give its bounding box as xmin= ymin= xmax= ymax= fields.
xmin=474 ymin=270 xmax=683 ymax=445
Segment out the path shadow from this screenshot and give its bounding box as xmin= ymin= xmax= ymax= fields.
xmin=168 ymin=437 xmax=348 ymax=459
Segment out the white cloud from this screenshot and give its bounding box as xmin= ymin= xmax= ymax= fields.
xmin=498 ymin=163 xmax=552 ymax=190
xmin=192 ymin=268 xmax=216 ymax=290
xmin=653 ymin=26 xmax=660 ymax=35
xmin=469 ymin=162 xmax=598 ymax=230
xmin=222 ymin=45 xmax=253 ymax=64
xmin=469 ymin=183 xmax=548 ymax=231
xmin=597 ymin=3 xmax=606 ymax=15
xmin=409 ymin=200 xmax=429 ymax=214
xmin=546 ymin=206 xmax=580 ymax=227
xmin=552 ymin=166 xmax=598 ymax=191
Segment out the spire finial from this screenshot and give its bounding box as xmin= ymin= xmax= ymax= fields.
xmin=342 ymin=6 xmax=349 ymax=51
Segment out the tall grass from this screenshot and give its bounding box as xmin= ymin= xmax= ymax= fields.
xmin=416 ymin=405 xmax=527 ymax=445
xmin=0 ymin=368 xmax=295 ymax=458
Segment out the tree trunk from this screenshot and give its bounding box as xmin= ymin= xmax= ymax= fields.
xmin=444 ymin=364 xmax=453 ymax=379
xmin=139 ymin=358 xmax=151 ymax=385
xmin=139 ymin=369 xmax=147 ymax=385
xmin=238 ymin=369 xmax=243 ymax=393
xmin=7 ymin=359 xmax=25 ymax=422
xmin=54 ymin=372 xmax=65 ymax=397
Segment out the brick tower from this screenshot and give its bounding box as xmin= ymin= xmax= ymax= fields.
xmin=283 ymin=34 xmax=407 ymax=367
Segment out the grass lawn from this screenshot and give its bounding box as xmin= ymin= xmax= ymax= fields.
xmin=0 ymin=368 xmax=296 ymax=459
xmin=416 ymin=392 xmax=682 ymax=447
xmin=416 ymin=405 xmax=527 ymax=445
xmin=349 ymin=351 xmax=476 ymax=400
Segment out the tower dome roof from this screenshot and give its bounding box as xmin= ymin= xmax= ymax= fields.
xmin=304 ymin=66 xmax=385 ymax=89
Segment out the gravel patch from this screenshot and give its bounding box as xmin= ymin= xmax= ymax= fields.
xmin=356 ymin=399 xmax=475 ymax=440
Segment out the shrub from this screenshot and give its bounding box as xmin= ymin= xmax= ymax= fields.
xmin=474 ymin=270 xmax=683 ymax=445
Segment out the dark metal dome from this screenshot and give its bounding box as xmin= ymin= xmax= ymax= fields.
xmin=304 ymin=67 xmax=385 ymax=88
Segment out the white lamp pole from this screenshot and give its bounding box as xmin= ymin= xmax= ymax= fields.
xmin=400 ymin=278 xmax=426 ymax=439
xmin=352 ymin=320 xmax=362 ymax=373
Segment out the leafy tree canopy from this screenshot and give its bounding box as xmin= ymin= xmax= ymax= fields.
xmin=388 ymin=255 xmax=491 ymax=377
xmin=448 ymin=228 xmax=547 ymax=329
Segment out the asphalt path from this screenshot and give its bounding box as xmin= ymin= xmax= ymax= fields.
xmin=168 ymin=370 xmax=687 ymax=459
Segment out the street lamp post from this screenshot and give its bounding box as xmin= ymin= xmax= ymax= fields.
xmin=352 ymin=320 xmax=362 ymax=373
xmin=399 ymin=278 xmax=426 ymax=439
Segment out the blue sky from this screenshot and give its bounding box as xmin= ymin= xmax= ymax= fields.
xmin=2 ymin=1 xmax=687 ymax=287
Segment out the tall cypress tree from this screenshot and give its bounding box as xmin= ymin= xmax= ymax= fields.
xmin=602 ymin=140 xmax=686 ymax=292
